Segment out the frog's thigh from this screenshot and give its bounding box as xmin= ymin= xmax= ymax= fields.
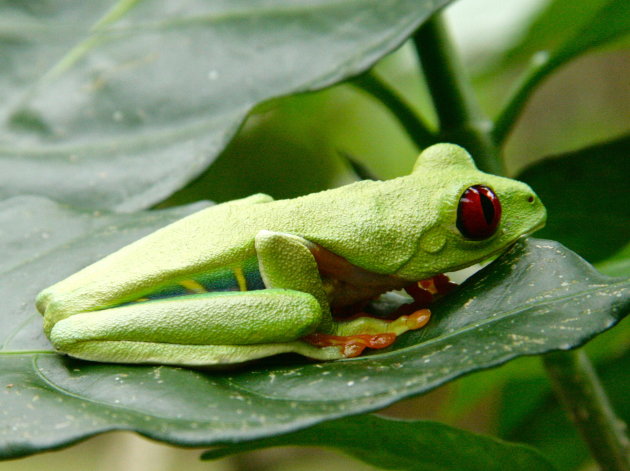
xmin=49 ymin=289 xmax=322 ymax=365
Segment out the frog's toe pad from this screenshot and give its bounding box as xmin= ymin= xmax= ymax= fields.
xmin=302 ymin=332 xmax=397 ymax=357
xmin=405 ymin=308 xmax=432 ymax=330
xmin=302 ymin=308 xmax=432 ymax=358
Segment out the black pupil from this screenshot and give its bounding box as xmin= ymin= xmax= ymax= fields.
xmin=479 ymin=190 xmax=495 ymax=225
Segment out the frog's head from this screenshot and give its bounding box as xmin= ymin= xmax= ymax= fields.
xmin=396 ymin=143 xmax=547 ymax=279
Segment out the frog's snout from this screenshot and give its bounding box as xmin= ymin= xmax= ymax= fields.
xmin=525 ymin=189 xmax=547 ymax=232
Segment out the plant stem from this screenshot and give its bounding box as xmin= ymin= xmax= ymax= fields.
xmin=351 ymin=72 xmax=436 ymax=150
xmin=543 ymin=350 xmax=630 ymax=471
xmin=413 ymin=14 xmax=503 ymax=175
xmin=492 ymin=52 xmax=556 ymax=145
xmin=412 ymin=12 xmax=629 ymax=471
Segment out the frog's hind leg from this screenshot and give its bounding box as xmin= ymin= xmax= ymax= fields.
xmin=254 ymin=230 xmax=432 ymax=358
xmin=304 ymin=308 xmax=431 ymax=358
xmin=48 ymin=289 xmax=343 ymax=366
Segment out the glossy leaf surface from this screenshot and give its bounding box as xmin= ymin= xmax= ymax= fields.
xmin=0 ymin=0 xmax=450 ymax=212
xmin=1 ymin=197 xmax=627 ymax=459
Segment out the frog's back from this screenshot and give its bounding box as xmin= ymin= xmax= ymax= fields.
xmin=109 ymin=176 xmax=420 ymax=287
xmin=41 ymin=177 xmax=428 ymax=316
xmin=249 ymin=177 xmax=435 ymax=273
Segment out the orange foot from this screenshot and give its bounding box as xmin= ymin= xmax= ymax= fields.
xmin=303 ymin=309 xmax=431 ymax=358
xmin=303 ymin=332 xmax=396 ymax=357
xmin=405 ymin=274 xmax=458 ymax=305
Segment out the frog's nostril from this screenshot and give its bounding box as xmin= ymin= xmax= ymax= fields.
xmin=527 ymin=195 xmax=535 ymax=203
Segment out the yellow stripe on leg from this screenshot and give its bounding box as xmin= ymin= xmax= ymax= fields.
xmin=233 ymin=267 xmax=247 ymax=291
xmin=179 ymin=279 xmax=207 ymax=293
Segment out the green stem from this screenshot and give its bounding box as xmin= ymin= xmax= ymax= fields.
xmin=492 ymin=52 xmax=556 ymax=145
xmin=351 ymin=72 xmax=436 ymax=150
xmin=543 ymin=350 xmax=630 ymax=471
xmin=413 ymin=14 xmax=503 ymax=175
xmin=412 ymin=12 xmax=629 ymax=471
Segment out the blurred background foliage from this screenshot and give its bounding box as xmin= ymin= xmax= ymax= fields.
xmin=3 ymin=0 xmax=628 ymax=469
xmin=161 ymin=0 xmax=629 ymax=207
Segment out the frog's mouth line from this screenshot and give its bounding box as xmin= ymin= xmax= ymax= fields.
xmin=446 ymin=216 xmax=547 ymax=275
xmin=448 ymin=232 xmax=535 ymax=276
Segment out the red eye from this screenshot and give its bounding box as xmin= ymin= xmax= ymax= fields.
xmin=456 ymin=185 xmax=502 ymax=240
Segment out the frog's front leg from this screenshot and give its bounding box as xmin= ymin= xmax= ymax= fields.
xmin=254 ymin=230 xmax=333 ymax=330
xmin=255 ymin=231 xmax=431 ymax=358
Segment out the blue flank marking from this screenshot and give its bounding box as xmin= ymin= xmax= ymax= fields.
xmin=140 ymin=256 xmax=265 ymax=302
xmin=196 ymin=266 xmax=241 ymax=292
xmin=243 ymin=257 xmax=265 ymax=290
xmin=143 ymin=284 xmax=189 ymax=300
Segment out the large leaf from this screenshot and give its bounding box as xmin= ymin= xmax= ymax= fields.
xmin=158 ymin=93 xmax=359 ymax=207
xmin=0 ymin=0 xmax=451 ymax=212
xmin=0 ymin=196 xmax=208 ymax=355
xmin=1 ymin=197 xmax=628 ymax=459
xmin=517 ymin=134 xmax=630 ymax=263
xmin=202 ymin=415 xmax=558 ymax=471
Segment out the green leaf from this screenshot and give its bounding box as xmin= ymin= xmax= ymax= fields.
xmin=202 ymin=415 xmax=558 ymax=471
xmin=493 ymin=0 xmax=630 ymax=143
xmin=441 ymin=315 xmax=629 ymax=426
xmin=0 ymin=0 xmax=451 ymax=212
xmin=1 ymin=197 xmax=628 ymax=459
xmin=0 ymin=196 xmax=207 ymax=355
xmin=517 ymin=134 xmax=630 ymax=263
xmin=158 ymin=93 xmax=357 ymax=207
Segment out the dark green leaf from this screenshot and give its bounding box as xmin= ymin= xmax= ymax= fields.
xmin=517 ymin=134 xmax=630 ymax=263
xmin=158 ymin=95 xmax=357 ymax=207
xmin=1 ymin=197 xmax=628 ymax=459
xmin=0 ymin=196 xmax=207 ymax=354
xmin=0 ymin=0 xmax=451 ymax=211
xmin=441 ymin=315 xmax=629 ymax=426
xmin=202 ymin=415 xmax=558 ymax=471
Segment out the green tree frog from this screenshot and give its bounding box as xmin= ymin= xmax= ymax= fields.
xmin=36 ymin=144 xmax=546 ymax=366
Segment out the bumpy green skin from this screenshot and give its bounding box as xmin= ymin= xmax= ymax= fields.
xmin=36 ymin=144 xmax=546 ymax=366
